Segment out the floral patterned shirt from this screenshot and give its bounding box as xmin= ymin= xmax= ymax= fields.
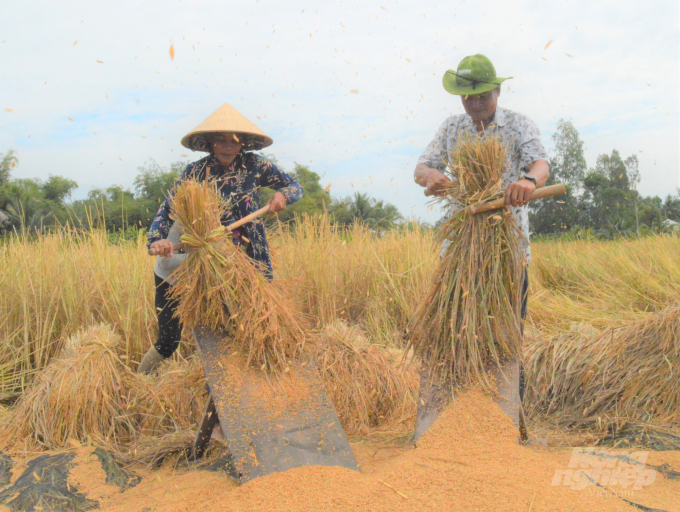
xmin=418 ymin=107 xmax=549 ymax=263
xmin=148 ymin=151 xmax=303 ymax=278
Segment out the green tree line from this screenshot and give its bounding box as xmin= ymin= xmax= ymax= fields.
xmin=0 ymin=152 xmax=403 ymax=234
xmin=530 ymin=120 xmax=680 ymax=238
xmin=3 ymin=121 xmax=677 ymax=239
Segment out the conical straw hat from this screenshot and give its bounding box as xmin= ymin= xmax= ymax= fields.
xmin=181 ymin=103 xmax=273 ymax=152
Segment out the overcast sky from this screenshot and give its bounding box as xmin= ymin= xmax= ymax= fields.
xmin=2 ymin=0 xmax=678 ymax=223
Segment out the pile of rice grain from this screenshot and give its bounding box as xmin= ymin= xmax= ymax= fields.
xmin=96 ymin=388 xmax=659 ymax=512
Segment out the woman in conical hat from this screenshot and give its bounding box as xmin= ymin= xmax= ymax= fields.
xmin=139 ymin=103 xmax=303 ymax=374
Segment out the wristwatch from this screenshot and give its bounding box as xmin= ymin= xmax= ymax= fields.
xmin=522 ymin=175 xmax=537 ymax=186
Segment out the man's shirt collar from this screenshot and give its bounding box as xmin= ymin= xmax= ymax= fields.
xmin=460 ymin=107 xmax=506 ymax=131
xmin=492 ymin=107 xmax=506 ymax=127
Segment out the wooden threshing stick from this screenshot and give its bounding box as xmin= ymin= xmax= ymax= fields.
xmin=424 ymin=183 xmax=566 ymax=212
xmin=148 ymin=204 xmax=271 ymax=256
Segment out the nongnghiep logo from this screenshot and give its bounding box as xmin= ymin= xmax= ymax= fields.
xmin=551 ymin=448 xmax=657 ymax=491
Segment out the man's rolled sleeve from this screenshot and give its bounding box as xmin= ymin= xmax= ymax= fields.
xmin=417 ymin=119 xmax=449 ymax=172
xmin=517 ymin=118 xmax=549 ymax=173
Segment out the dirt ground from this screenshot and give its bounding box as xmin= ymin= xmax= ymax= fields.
xmin=3 ymin=388 xmax=677 ymax=512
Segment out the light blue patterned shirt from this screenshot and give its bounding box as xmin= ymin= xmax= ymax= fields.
xmin=418 ymin=107 xmax=549 ymax=262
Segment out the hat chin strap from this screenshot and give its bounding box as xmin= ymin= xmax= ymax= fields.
xmin=446 ymin=70 xmax=495 ymax=90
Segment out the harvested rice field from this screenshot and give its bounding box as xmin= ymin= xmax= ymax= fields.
xmin=1 ymin=218 xmax=679 ymax=511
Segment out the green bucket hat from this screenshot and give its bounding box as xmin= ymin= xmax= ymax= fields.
xmin=442 ymin=54 xmax=512 ymax=96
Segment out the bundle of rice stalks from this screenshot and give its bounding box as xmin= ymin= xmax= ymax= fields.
xmin=318 ymin=321 xmax=418 ymax=437
xmin=0 ymin=323 xmax=212 ymax=463
xmin=525 ymin=303 xmax=680 ymax=426
xmin=0 ymin=324 xmax=138 ymax=453
xmin=168 ymin=178 xmax=309 ymax=373
xmin=95 ymin=355 xmax=208 ymax=464
xmin=408 ymin=135 xmax=525 ymax=388
xmin=131 ymin=356 xmax=207 ymax=437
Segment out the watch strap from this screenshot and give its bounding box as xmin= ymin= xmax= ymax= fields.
xmin=523 ymin=175 xmax=537 ymax=186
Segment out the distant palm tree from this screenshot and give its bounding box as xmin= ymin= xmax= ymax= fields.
xmin=0 ymin=149 xmax=18 ymax=186
xmin=330 ymin=192 xmax=403 ymax=230
xmin=662 ymin=193 xmax=680 ymax=221
xmin=2 ymin=184 xmax=52 ymax=230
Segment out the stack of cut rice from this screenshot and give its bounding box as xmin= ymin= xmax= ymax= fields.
xmin=524 ymin=303 xmax=680 ymax=426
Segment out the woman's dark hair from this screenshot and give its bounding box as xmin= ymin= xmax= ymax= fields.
xmin=188 ymin=132 xmax=260 ymax=153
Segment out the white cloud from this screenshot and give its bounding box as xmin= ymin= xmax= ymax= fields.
xmin=1 ymin=0 xmax=677 ymax=223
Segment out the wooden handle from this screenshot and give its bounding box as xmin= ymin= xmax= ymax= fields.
xmin=148 ymin=204 xmax=271 ymax=256
xmin=467 ymin=183 xmax=566 ymax=214
xmin=424 ymin=183 xmax=566 ymax=212
xmin=226 ymin=204 xmax=271 ymax=232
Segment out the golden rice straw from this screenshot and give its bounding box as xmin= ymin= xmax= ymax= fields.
xmin=317 ymin=321 xmax=418 ymax=436
xmin=525 ymin=303 xmax=680 ymax=426
xmin=407 ymin=135 xmax=525 ymax=388
xmin=0 ymin=324 xmax=138 ymax=452
xmin=0 ymin=324 xmax=211 ymax=459
xmin=168 ymin=178 xmax=309 ymax=373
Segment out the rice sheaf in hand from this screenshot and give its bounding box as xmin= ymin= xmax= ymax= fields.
xmin=168 ymin=178 xmax=309 ymax=374
xmin=408 ymin=135 xmax=525 ymax=389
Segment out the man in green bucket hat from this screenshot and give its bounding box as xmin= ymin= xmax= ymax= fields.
xmin=415 ymin=54 xmax=549 ymax=209
xmin=413 ymin=54 xmax=550 ymax=442
xmin=415 ymin=53 xmax=550 ymax=262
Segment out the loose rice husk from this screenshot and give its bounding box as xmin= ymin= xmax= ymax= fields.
xmin=117 ymin=430 xmax=227 ymax=470
xmin=131 ymin=357 xmax=207 ymax=438
xmin=168 ymin=178 xmax=310 ymax=373
xmin=408 ymin=135 xmax=525 ymax=389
